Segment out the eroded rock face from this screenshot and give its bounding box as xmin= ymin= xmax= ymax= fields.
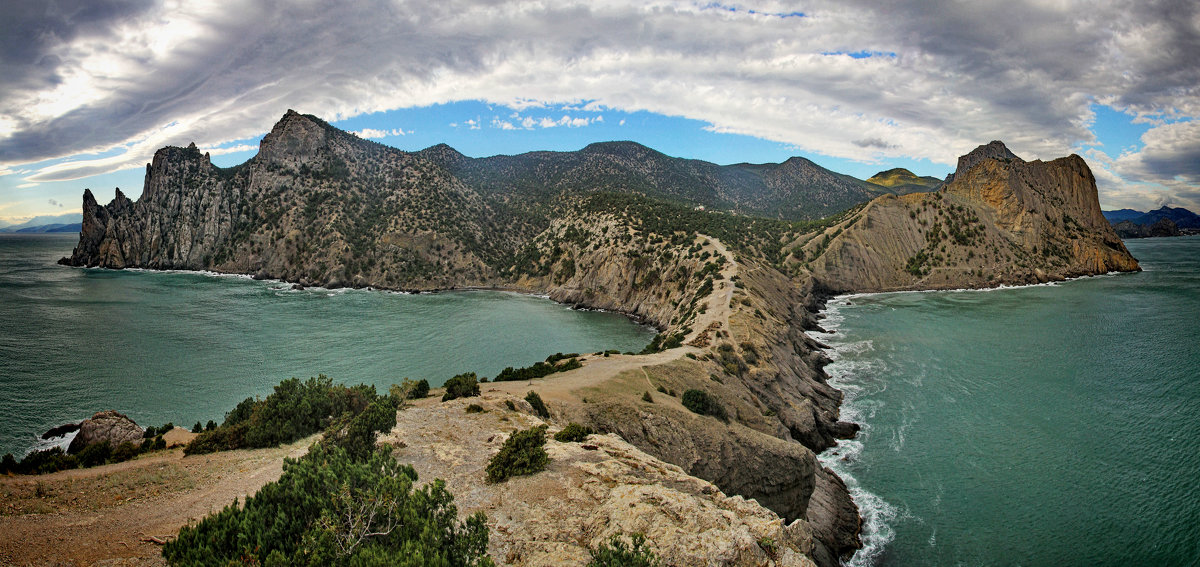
xmin=67 ymin=411 xmax=143 ymax=453
xmin=385 ymin=394 xmax=819 ymax=567
xmin=806 ymin=142 xmax=1139 ymax=293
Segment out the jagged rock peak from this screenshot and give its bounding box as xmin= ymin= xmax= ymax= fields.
xmin=954 ymin=140 xmax=1021 ymax=179
xmin=257 ymin=109 xmax=335 ymax=166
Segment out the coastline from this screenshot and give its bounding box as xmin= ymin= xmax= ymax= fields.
xmin=70 ymin=263 xmax=663 ymax=330
xmin=808 ymin=296 xmax=895 ymax=567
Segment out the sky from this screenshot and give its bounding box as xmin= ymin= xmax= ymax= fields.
xmin=1 ymin=0 xmax=1198 ymax=226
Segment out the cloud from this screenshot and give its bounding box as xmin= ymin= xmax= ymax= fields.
xmin=48 ymin=198 xmax=62 ymax=207
xmin=0 ymin=0 xmax=1196 ymax=209
xmin=495 ymin=113 xmax=600 ymax=130
xmin=853 ymin=138 xmax=895 ymax=150
xmin=1113 ymin=120 xmax=1200 ymax=183
xmin=351 ymin=127 xmax=408 ymax=138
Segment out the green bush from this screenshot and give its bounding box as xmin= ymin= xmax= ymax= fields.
xmin=524 ymin=391 xmax=550 ymax=419
xmin=164 ymin=445 xmax=493 ymax=566
xmin=681 ymin=389 xmax=728 ymax=422
xmin=442 ymin=373 xmax=481 ymax=402
xmin=191 ymin=422 xmax=203 ymax=433
xmin=412 ymin=378 xmax=431 ymax=399
xmin=465 ymin=404 xmax=484 ymax=414
xmin=554 ymin=423 xmax=593 ymax=443
xmin=486 ymin=425 xmax=548 ymax=483
xmin=185 ymin=375 xmax=385 ymax=456
xmin=321 ymin=397 xmax=398 ymax=461
xmin=117 ymin=440 xmax=143 ymax=461
xmin=391 ymin=378 xmax=431 ymax=405
xmin=494 ymin=355 xmax=582 ymax=382
xmin=588 ymin=533 xmax=662 ymax=567
xmin=5 ymin=447 xmax=76 ymax=475
xmin=642 ymin=391 xmax=654 ymax=403
xmin=76 ymin=441 xmax=112 ymax=468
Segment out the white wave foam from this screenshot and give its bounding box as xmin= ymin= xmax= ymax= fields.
xmin=25 ymin=429 xmax=78 ymax=457
xmin=815 ymin=299 xmax=899 ymax=567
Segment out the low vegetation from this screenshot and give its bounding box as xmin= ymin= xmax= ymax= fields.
xmin=681 ymin=389 xmax=728 ymax=422
xmin=164 ymin=371 xmax=492 ymax=566
xmin=164 ymin=445 xmax=492 ymax=566
xmin=493 ymin=353 xmax=583 ymax=382
xmin=553 ymin=422 xmax=594 ymax=443
xmin=486 ymin=425 xmax=549 ymax=483
xmin=442 ymin=372 xmax=481 ymax=402
xmin=184 ymin=375 xmax=385 ymax=455
xmin=524 ymin=391 xmax=550 ymax=419
xmin=588 ymin=533 xmax=663 ymax=567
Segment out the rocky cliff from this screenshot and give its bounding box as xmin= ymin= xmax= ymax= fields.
xmin=60 ymin=114 xmax=1140 ymax=567
xmin=801 ymin=142 xmax=1139 ymax=292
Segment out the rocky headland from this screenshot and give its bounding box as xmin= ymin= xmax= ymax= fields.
xmin=53 ymin=111 xmax=1139 ymax=566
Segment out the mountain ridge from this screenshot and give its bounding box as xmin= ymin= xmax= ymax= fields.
xmin=1103 ymin=205 xmax=1200 ymax=229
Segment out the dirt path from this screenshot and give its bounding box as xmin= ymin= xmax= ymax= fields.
xmin=0 ymin=435 xmax=315 ymax=566
xmin=684 ymin=235 xmax=739 ymax=345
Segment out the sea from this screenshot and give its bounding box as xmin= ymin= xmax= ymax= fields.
xmin=815 ymin=235 xmax=1200 ymax=566
xmin=0 ymin=233 xmax=656 ymax=458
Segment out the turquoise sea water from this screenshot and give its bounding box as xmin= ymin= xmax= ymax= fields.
xmin=816 ymin=236 xmax=1200 ymax=566
xmin=0 ymin=234 xmax=655 ymax=457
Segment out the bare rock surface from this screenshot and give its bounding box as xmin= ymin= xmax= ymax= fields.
xmin=68 ymin=410 xmax=144 ymax=454
xmin=386 ymin=394 xmax=818 ymax=567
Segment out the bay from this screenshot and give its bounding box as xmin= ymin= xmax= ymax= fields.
xmin=0 ymin=234 xmax=655 ymax=457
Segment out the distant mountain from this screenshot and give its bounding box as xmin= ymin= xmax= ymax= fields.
xmin=865 ymin=167 xmax=942 ymax=194
xmin=1102 ymin=206 xmax=1200 ymax=233
xmin=0 ymin=213 xmax=83 ymax=233
xmin=1102 ymin=208 xmax=1145 ymax=223
xmin=1113 ymin=218 xmax=1181 ymax=239
xmin=1134 ymin=206 xmax=1200 ymax=229
xmin=10 ymin=222 xmax=84 ymax=233
xmin=417 ymin=139 xmax=890 ymax=221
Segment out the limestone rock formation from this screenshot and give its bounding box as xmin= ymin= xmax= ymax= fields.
xmin=67 ymin=411 xmax=143 ymax=453
xmin=953 ymin=140 xmax=1020 ymax=180
xmin=803 ymin=142 xmax=1139 ymax=292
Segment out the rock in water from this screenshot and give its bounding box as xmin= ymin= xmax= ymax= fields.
xmin=67 ymin=410 xmax=144 ymax=453
xmin=41 ymin=422 xmax=81 ymax=439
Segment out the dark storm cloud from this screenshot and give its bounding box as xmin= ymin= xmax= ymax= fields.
xmin=0 ymin=0 xmax=156 ymax=100
xmin=0 ymin=0 xmax=1196 ymax=211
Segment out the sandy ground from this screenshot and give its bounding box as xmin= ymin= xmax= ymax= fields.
xmin=0 ymin=433 xmax=315 ymax=566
